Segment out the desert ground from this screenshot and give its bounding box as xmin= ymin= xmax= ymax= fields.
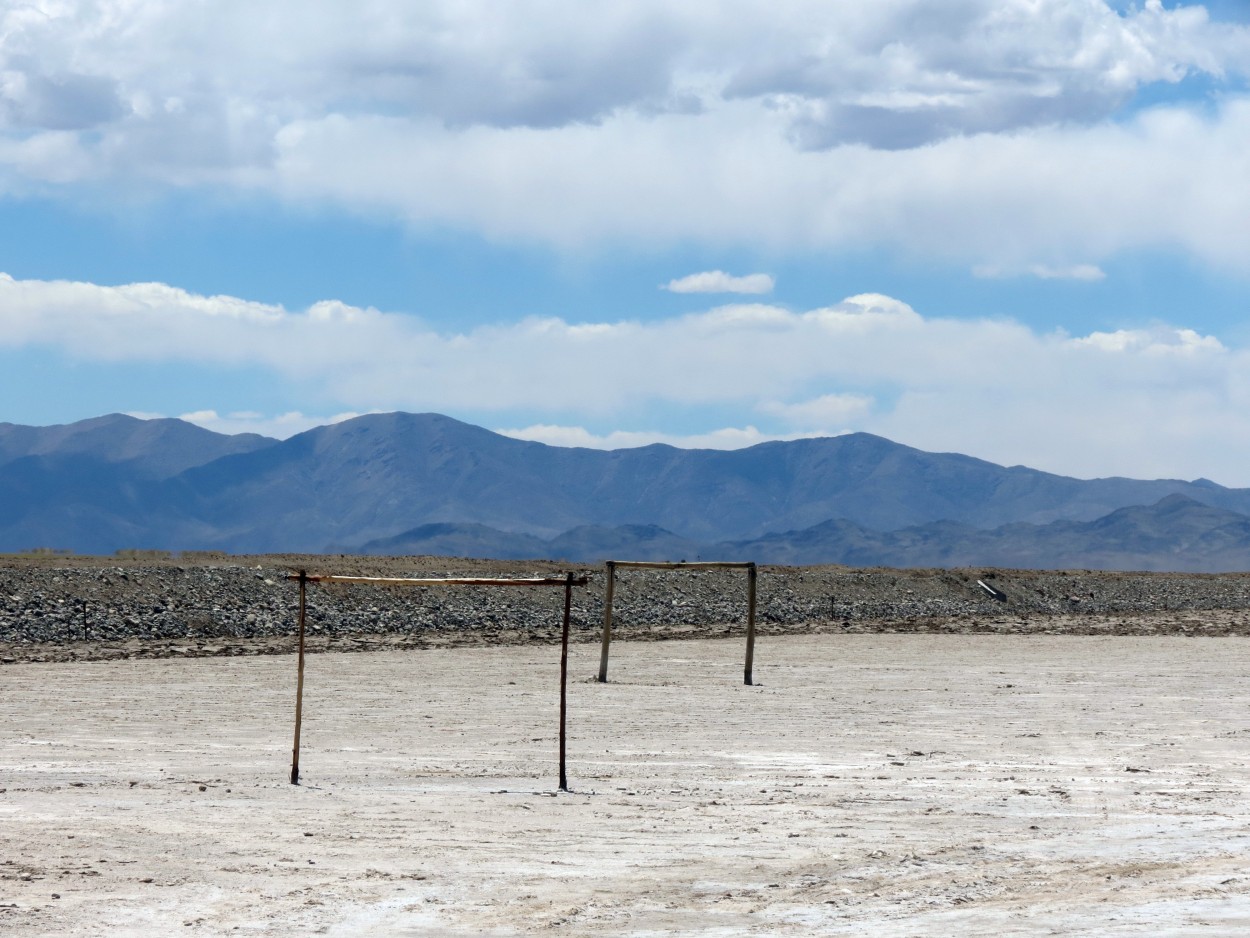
xmin=4 ymin=625 xmax=1250 ymax=936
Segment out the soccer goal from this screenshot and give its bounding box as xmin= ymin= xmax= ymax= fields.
xmin=286 ymin=570 xmax=587 ymax=790
xmin=597 ymin=560 xmax=758 ymax=686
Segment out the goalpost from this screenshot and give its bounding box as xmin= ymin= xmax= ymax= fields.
xmin=597 ymin=560 xmax=758 ymax=686
xmin=286 ymin=570 xmax=587 ymax=790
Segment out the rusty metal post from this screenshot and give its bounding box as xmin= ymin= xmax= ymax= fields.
xmin=559 ymin=571 xmax=573 ymax=792
xmin=290 ymin=570 xmax=308 ymax=785
xmin=744 ymin=563 xmax=757 ymax=686
xmin=597 ymin=561 xmax=616 ymax=682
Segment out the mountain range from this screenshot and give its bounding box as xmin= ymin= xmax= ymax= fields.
xmin=3 ymin=411 xmax=1250 ymax=571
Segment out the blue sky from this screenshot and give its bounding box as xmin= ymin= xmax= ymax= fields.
xmin=2 ymin=0 xmax=1249 ymax=483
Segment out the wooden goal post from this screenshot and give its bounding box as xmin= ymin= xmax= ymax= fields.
xmin=286 ymin=571 xmax=587 ymax=790
xmin=597 ymin=560 xmax=758 ymax=686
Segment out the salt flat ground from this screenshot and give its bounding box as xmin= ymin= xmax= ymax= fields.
xmin=3 ymin=633 xmax=1250 ymax=936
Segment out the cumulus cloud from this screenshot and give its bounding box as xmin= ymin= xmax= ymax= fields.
xmin=0 ymin=2 xmax=1248 ymax=269
xmin=663 ymin=271 xmax=775 ymax=294
xmin=1071 ymin=326 xmax=1224 ymax=355
xmin=258 ymin=93 xmax=1250 ymax=271
xmin=6 ymin=272 xmax=1250 ymax=482
xmin=733 ymin=0 xmax=1249 ymax=150
xmin=5 ymin=1 xmax=1245 ymax=142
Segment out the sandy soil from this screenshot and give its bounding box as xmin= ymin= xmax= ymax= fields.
xmin=3 ymin=632 xmax=1249 ymax=936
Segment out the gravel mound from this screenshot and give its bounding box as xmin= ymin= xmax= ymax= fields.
xmin=4 ymin=555 xmax=1250 ymax=664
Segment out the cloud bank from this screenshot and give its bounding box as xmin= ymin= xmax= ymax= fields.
xmin=0 ymin=2 xmax=1247 ymax=269
xmin=5 ymin=272 xmax=1250 ymax=484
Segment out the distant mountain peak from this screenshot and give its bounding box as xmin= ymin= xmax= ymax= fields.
xmin=4 ymin=411 xmax=1250 ymax=570
xmin=0 ymin=412 xmax=278 ymax=480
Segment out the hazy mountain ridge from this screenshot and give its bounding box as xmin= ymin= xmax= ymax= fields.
xmin=0 ymin=413 xmax=276 ymax=479
xmin=363 ymin=495 xmax=1250 ymax=572
xmin=4 ymin=411 xmax=1250 ymax=570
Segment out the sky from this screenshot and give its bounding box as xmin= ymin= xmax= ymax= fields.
xmin=2 ymin=0 xmax=1249 ymax=483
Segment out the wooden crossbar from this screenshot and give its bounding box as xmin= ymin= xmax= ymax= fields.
xmin=288 ymin=569 xmax=586 ymax=790
xmin=604 ymin=561 xmax=753 ymax=571
xmin=286 ymin=574 xmax=588 ymax=587
xmin=597 ymin=559 xmax=758 ymax=686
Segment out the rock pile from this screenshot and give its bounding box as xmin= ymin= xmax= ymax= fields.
xmin=4 ymin=555 xmax=1250 ymax=656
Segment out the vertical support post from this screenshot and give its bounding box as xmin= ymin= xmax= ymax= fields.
xmin=744 ymin=563 xmax=757 ymax=686
xmin=559 ymin=571 xmax=573 ymax=792
xmin=290 ymin=570 xmax=308 ymax=785
xmin=597 ymin=561 xmax=616 ymax=683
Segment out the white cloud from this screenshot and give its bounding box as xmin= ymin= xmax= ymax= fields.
xmin=125 ymin=408 xmax=362 ymax=438
xmin=4 ymin=1 xmax=1245 ymax=145
xmin=973 ymin=263 xmax=1107 ymax=281
xmin=758 ymin=394 xmax=875 ymax=426
xmin=176 ymin=410 xmax=365 ymax=439
xmin=258 ymin=94 xmax=1250 ymax=270
xmin=1070 ymin=326 xmax=1224 ymax=355
xmin=7 ymin=272 xmax=1250 ymax=483
xmin=663 ymin=271 xmax=775 ymax=294
xmin=0 ymin=3 xmax=1247 ymax=268
xmin=495 ymin=424 xmax=829 ymax=451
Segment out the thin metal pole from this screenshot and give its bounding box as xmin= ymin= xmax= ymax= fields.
xmin=597 ymin=561 xmax=616 ymax=682
xmin=290 ymin=570 xmax=307 ymax=785
xmin=744 ymin=563 xmax=757 ymax=686
xmin=559 ymin=571 xmax=573 ymax=792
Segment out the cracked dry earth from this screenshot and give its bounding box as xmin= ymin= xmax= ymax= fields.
xmin=4 ymin=631 xmax=1250 ymax=935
